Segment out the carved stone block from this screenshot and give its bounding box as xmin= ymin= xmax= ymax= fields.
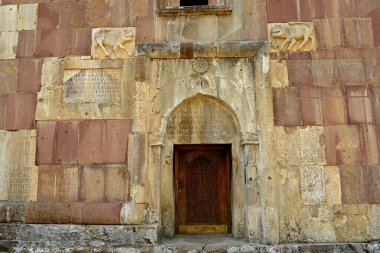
xmin=91 ymin=27 xmax=136 ymax=59
xmin=268 ymin=22 xmax=316 ymax=53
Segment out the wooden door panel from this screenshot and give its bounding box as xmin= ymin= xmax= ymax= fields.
xmin=175 ymin=145 xmax=231 ymax=234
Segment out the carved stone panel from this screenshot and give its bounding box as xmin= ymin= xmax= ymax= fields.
xmin=268 ymin=22 xmax=316 ymax=53
xmin=167 ymin=96 xmax=238 ymax=143
xmin=91 ymin=28 xmax=136 ymax=59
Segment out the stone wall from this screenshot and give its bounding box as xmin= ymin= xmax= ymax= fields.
xmin=0 ymin=0 xmax=379 ymax=247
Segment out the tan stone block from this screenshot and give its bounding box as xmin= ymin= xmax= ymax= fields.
xmin=0 ymin=5 xmax=17 ymax=31
xmin=325 ymin=166 xmax=342 ymax=205
xmin=41 ymin=57 xmax=64 ymax=87
xmin=300 ymin=166 xmax=326 ymax=206
xmin=7 ymin=166 xmax=38 ymax=201
xmin=332 ymin=205 xmax=371 ymax=242
xmin=275 ymin=126 xmax=326 ymax=166
xmin=268 ymin=22 xmax=316 ymax=53
xmin=370 ymin=205 xmax=380 ymax=240
xmin=0 ymin=59 xmax=18 ymax=94
xmin=105 ymin=166 xmax=130 ymax=202
xmin=0 ymin=31 xmax=18 ymax=59
xmin=120 ymin=203 xmax=146 ymax=225
xmin=16 ymin=4 xmax=38 ymax=31
xmin=270 ymin=60 xmax=289 ymax=88
xmin=91 ymin=27 xmax=136 ymax=60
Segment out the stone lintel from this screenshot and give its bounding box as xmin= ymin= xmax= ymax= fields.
xmin=136 ymin=41 xmax=263 ymax=59
xmin=157 ymin=6 xmax=232 ymax=16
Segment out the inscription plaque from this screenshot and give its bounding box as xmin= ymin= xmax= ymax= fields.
xmin=167 ymin=96 xmax=238 ymax=143
xmin=7 ymin=166 xmax=38 ymax=201
xmin=63 ymin=69 xmax=121 ymax=106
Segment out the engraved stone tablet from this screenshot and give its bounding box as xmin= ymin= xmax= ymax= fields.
xmin=7 ymin=166 xmax=38 ymax=201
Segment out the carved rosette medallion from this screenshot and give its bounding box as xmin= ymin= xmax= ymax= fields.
xmin=192 ymin=58 xmax=210 ymax=74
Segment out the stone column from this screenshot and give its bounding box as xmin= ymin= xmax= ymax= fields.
xmin=242 ymin=133 xmax=261 ymax=241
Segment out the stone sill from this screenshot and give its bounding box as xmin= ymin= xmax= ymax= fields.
xmin=157 ymin=6 xmax=232 ymax=16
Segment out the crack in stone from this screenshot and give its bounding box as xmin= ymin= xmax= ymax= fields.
xmin=201 ymin=238 xmax=210 ymax=252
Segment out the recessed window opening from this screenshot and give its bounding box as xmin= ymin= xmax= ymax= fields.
xmin=180 ymin=0 xmax=208 ymax=6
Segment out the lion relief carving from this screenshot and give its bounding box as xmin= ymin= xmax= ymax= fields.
xmin=269 ymin=22 xmax=316 ymax=52
xmin=91 ymin=28 xmax=136 ymax=59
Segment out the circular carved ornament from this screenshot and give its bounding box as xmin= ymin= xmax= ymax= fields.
xmin=192 ymin=58 xmax=210 ymax=74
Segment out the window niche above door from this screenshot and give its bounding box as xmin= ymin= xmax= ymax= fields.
xmin=157 ymin=0 xmax=232 ymax=16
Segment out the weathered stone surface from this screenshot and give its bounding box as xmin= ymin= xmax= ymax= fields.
xmin=273 ymin=87 xmax=302 ymax=126
xmin=275 ymin=126 xmax=326 ymax=166
xmin=324 ymin=126 xmax=361 ymax=165
xmin=91 ymin=27 xmax=136 ymax=59
xmin=270 ymin=60 xmax=289 ymax=88
xmin=16 ymin=4 xmax=38 ymax=31
xmin=325 ymin=166 xmax=342 ymax=205
xmin=120 ymin=203 xmax=146 ymax=225
xmin=268 ymin=23 xmax=316 ymax=53
xmin=17 ymin=58 xmax=43 ymax=92
xmin=0 ymin=5 xmax=17 ymax=32
xmin=37 ymin=58 xmax=133 ymax=120
xmin=300 ymin=166 xmax=326 ymax=205
xmin=5 ymin=92 xmax=37 ymax=130
xmin=37 ymin=166 xmax=80 ymax=202
xmin=0 ymin=31 xmax=18 ymax=59
xmin=0 ymin=59 xmax=18 ymax=94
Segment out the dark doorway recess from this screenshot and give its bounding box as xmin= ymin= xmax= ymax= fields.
xmin=180 ymin=0 xmax=208 ymax=6
xmin=174 ymin=144 xmax=231 ymax=234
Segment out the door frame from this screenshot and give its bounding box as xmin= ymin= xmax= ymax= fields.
xmin=174 ymin=144 xmax=232 ymax=234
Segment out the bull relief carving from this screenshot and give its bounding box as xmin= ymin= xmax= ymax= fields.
xmin=91 ymin=28 xmax=136 ymax=59
xmin=268 ymin=22 xmax=316 ymax=53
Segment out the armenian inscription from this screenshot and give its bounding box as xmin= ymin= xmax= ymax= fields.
xmin=7 ymin=166 xmax=38 ymax=201
xmin=62 ymin=68 xmax=122 ymax=115
xmin=167 ymin=96 xmax=238 ymax=143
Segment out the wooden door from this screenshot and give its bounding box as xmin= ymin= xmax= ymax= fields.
xmin=175 ymin=145 xmax=231 ymax=234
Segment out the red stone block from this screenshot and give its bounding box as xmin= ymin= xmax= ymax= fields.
xmin=301 ymin=98 xmax=323 ymax=125
xmin=109 ymin=0 xmax=132 ymax=27
xmin=311 ymin=59 xmax=335 ymax=86
xmin=80 ymin=203 xmax=122 ymax=225
xmin=17 ymin=30 xmax=41 ymax=58
xmin=37 ymin=3 xmax=60 ymax=30
xmin=269 ymin=52 xmax=288 ymax=60
xmin=298 ymin=0 xmax=325 ymax=21
xmin=340 ymin=165 xmax=368 ymax=204
xmin=314 ymin=18 xmax=343 ymax=49
xmin=25 ymin=202 xmax=82 ymax=224
xmin=288 ymin=52 xmax=311 ymax=60
xmin=322 ymin=98 xmax=347 ymax=125
xmin=334 ymin=48 xmax=361 ymax=59
xmin=359 ymin=125 xmax=379 ymax=165
xmin=335 ymin=59 xmax=365 ymax=85
xmin=104 ymin=120 xmax=132 ymax=164
xmin=17 ymin=58 xmax=43 ymax=93
xmin=373 ymin=86 xmax=380 ymax=124
xmin=135 ymin=16 xmax=155 ymax=43
xmin=365 ymin=165 xmax=380 ymax=204
xmin=311 ymin=49 xmax=335 ymax=60
xmin=56 ymin=121 xmax=79 ymax=165
xmin=59 ymin=1 xmax=86 ymax=29
xmin=354 ymin=0 xmax=380 ymax=17
xmin=39 ymin=29 xmax=70 ymax=57
xmin=273 ymin=87 xmax=302 ymax=126
xmin=361 ymin=48 xmax=377 ymax=82
xmin=324 ymin=0 xmax=356 ymax=18
xmin=373 ymin=13 xmax=380 ymax=47
xmin=79 ymin=166 xmax=105 ymax=202
xmin=37 ymin=166 xmax=80 ymax=202
xmin=78 ymin=121 xmax=104 ymax=165
xmin=5 ymin=93 xmax=37 ymax=130
xmin=105 ymin=166 xmax=130 ymax=202
xmin=287 ymin=60 xmax=313 ymax=86
xmin=0 ymin=95 xmax=8 ymax=130
xmin=68 ymin=28 xmax=92 ymax=56
xmin=36 ymin=121 xmax=57 ymax=165
xmin=85 ymin=0 xmax=110 ymax=28
xmin=342 ymin=18 xmax=374 ymax=48
xmin=324 ymin=126 xmax=361 ymax=165
xmin=266 ymin=0 xmax=297 ymax=23
xmin=347 ymin=97 xmax=374 ymax=124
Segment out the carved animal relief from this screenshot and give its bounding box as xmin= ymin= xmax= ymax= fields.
xmin=91 ymin=28 xmax=136 ymax=59
xmin=268 ymin=22 xmax=316 ymax=53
